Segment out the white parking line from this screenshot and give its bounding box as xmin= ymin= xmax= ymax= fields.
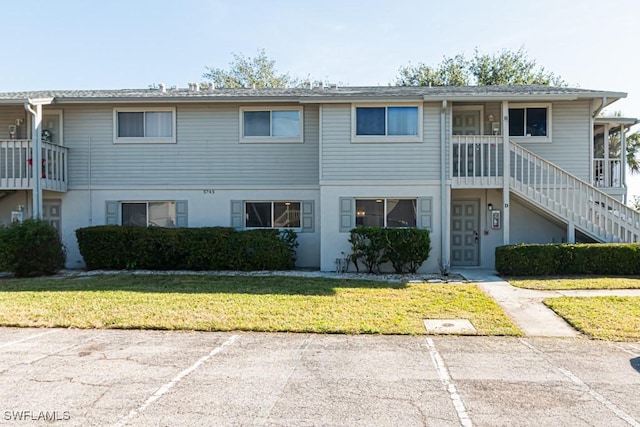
xmin=253 ymin=336 xmax=312 ymax=426
xmin=0 ymin=329 xmax=61 ymax=350
xmin=113 ymin=334 xmax=240 ymax=427
xmin=611 ymin=343 xmax=640 ymax=357
xmin=520 ymin=339 xmax=640 ymax=427
xmin=426 ymin=338 xmax=473 ymax=427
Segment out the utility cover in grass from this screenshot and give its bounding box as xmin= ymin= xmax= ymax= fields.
xmin=424 ymin=319 xmax=477 ymax=335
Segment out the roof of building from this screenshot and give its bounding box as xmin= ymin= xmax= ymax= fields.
xmin=0 ymin=84 xmax=627 ymax=105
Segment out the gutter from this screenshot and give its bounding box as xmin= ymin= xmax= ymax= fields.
xmin=592 ymin=96 xmax=607 ymax=118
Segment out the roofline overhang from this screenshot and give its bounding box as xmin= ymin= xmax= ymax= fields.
xmin=50 ymin=96 xmax=306 ymax=104
xmin=0 ymin=97 xmax=54 ymax=105
xmin=594 ymin=117 xmax=639 ymax=126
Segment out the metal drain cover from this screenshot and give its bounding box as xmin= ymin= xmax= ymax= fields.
xmin=424 ymin=319 xmax=477 ymax=334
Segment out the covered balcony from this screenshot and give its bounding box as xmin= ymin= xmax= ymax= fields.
xmin=0 ymin=139 xmax=68 ymax=192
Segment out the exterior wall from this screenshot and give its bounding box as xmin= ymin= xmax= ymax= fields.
xmin=61 ymin=188 xmax=321 ymax=269
xmin=320 ymin=103 xmax=442 ymax=182
xmin=517 ymin=100 xmax=591 ymax=181
xmin=320 ymin=184 xmax=441 ymax=273
xmin=509 ymin=197 xmax=566 ymax=244
xmin=0 ymin=191 xmax=30 ymax=226
xmin=62 ymin=103 xmax=319 ymax=188
xmin=0 ymin=106 xmax=29 ymax=139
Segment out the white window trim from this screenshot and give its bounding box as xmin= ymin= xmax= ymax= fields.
xmin=508 ymin=103 xmax=552 ymax=143
xmin=244 ymin=200 xmax=302 ymax=230
xmin=239 ymin=106 xmax=304 ymax=143
xmin=113 ymin=107 xmax=177 ymax=144
xmin=120 ymin=200 xmax=176 ymax=227
xmin=355 ymin=198 xmax=417 ymax=228
xmin=351 ymin=103 xmax=423 ymax=143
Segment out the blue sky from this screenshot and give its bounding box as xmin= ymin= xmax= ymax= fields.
xmin=5 ymin=0 xmax=640 ymax=196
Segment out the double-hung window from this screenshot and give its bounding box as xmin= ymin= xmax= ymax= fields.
xmin=352 ymin=104 xmax=422 ymax=142
xmin=245 ymin=201 xmax=301 ymax=228
xmin=355 ymin=199 xmax=417 ymax=228
xmin=121 ymin=201 xmax=177 ymax=227
xmin=114 ymin=107 xmax=176 ymax=143
xmin=508 ymin=104 xmax=551 ymax=140
xmin=240 ymin=107 xmax=303 ymax=143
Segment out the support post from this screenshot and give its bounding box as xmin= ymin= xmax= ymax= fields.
xmin=502 ymin=101 xmax=510 ymax=245
xmin=31 ymin=104 xmax=43 ymax=219
xmin=567 ymin=222 xmax=575 ymax=243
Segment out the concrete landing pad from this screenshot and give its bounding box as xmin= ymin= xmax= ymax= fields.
xmin=424 ymin=319 xmax=477 ymax=334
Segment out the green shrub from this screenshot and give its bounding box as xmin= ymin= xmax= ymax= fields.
xmin=349 ymin=227 xmax=431 ymax=273
xmin=75 ymin=226 xmax=296 ymax=271
xmin=349 ymin=227 xmax=387 ymax=273
xmin=383 ymin=228 xmax=431 ymax=273
xmin=0 ymin=219 xmax=65 ymax=277
xmin=495 ymin=243 xmax=640 ymax=276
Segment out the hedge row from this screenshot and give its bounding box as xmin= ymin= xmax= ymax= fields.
xmin=75 ymin=226 xmax=297 ymax=271
xmin=349 ymin=227 xmax=431 ymax=273
xmin=0 ymin=219 xmax=66 ymax=277
xmin=495 ymin=243 xmax=640 ymax=276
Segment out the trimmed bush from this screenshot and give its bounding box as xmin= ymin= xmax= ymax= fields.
xmin=383 ymin=228 xmax=431 ymax=273
xmin=0 ymin=219 xmax=65 ymax=277
xmin=495 ymin=243 xmax=640 ymax=276
xmin=349 ymin=227 xmax=431 ymax=273
xmin=75 ymin=226 xmax=296 ymax=271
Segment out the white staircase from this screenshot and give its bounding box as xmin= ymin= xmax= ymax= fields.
xmin=509 ymin=142 xmax=640 ymax=243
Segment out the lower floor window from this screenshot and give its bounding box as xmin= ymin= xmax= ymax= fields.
xmin=122 ymin=201 xmax=176 ymax=227
xmin=246 ymin=201 xmax=301 ymax=228
xmin=355 ymin=198 xmax=416 ymax=227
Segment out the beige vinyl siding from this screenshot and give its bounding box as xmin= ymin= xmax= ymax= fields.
xmin=517 ymin=100 xmax=591 ymax=181
xmin=63 ymin=103 xmax=319 ymax=188
xmin=321 ymin=103 xmax=440 ymax=182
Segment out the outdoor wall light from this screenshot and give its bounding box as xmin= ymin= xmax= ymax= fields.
xmin=488 ymin=203 xmax=493 ymax=211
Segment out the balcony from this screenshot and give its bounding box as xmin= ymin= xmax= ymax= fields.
xmin=0 ymin=140 xmax=68 ymax=192
xmin=451 ymin=135 xmax=504 ymax=188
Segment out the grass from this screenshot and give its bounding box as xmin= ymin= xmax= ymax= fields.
xmin=544 ymin=297 xmax=640 ymax=341
xmin=0 ymin=275 xmax=520 ymax=336
xmin=507 ymin=276 xmax=640 ymax=290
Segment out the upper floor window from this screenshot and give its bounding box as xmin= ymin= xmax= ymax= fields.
xmin=245 ymin=201 xmax=301 ymax=228
xmin=355 ymin=198 xmax=417 ymax=228
xmin=352 ymin=104 xmax=422 ymax=142
xmin=114 ymin=108 xmax=176 ymax=143
xmin=240 ymin=107 xmax=303 ymax=143
xmin=508 ymin=104 xmax=551 ymax=140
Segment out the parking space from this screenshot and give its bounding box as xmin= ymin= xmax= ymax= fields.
xmin=1 ymin=328 xmax=639 ymax=426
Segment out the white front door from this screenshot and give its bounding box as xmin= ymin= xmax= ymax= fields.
xmin=43 ymin=200 xmax=61 ymax=231
xmin=453 ymin=108 xmax=482 ymax=135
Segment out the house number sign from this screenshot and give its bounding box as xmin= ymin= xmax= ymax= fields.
xmin=203 ymin=189 xmax=216 ymax=195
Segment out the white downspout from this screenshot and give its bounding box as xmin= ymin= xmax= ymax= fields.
xmin=440 ymin=100 xmax=449 ymax=270
xmin=24 ymin=101 xmax=43 ymax=219
xmin=621 ymin=125 xmax=627 ymax=203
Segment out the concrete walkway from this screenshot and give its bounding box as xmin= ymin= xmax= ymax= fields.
xmin=453 ymin=269 xmax=640 ymax=337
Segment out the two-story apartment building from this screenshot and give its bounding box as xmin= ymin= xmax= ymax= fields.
xmin=0 ymin=85 xmax=637 ymax=272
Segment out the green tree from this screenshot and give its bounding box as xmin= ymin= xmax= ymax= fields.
xmin=203 ymin=49 xmax=297 ymax=89
xmin=394 ymin=48 xmax=565 ymax=87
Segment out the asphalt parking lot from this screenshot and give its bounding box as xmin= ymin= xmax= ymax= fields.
xmin=1 ymin=328 xmax=639 ymax=426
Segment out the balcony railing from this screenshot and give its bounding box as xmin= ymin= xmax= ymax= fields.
xmin=0 ymin=140 xmax=68 ymax=192
xmin=593 ymin=158 xmax=623 ymax=188
xmin=451 ymin=135 xmax=504 ymax=187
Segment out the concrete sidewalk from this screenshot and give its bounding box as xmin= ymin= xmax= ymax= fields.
xmin=453 ymin=269 xmax=640 ymax=337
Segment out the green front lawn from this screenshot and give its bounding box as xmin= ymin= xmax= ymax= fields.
xmin=508 ymin=276 xmax=640 ymax=290
xmin=0 ymin=275 xmax=520 ymax=336
xmin=544 ymin=297 xmax=640 ymax=341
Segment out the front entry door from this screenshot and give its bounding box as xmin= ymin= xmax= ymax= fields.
xmin=452 ymin=109 xmax=481 ymax=135
xmin=451 ymin=200 xmax=479 ymax=266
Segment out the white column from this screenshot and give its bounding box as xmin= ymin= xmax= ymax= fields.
xmin=502 ymin=101 xmax=510 ymax=245
xmin=567 ymin=222 xmax=575 ymax=243
xmin=32 ymin=104 xmax=43 ymax=219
